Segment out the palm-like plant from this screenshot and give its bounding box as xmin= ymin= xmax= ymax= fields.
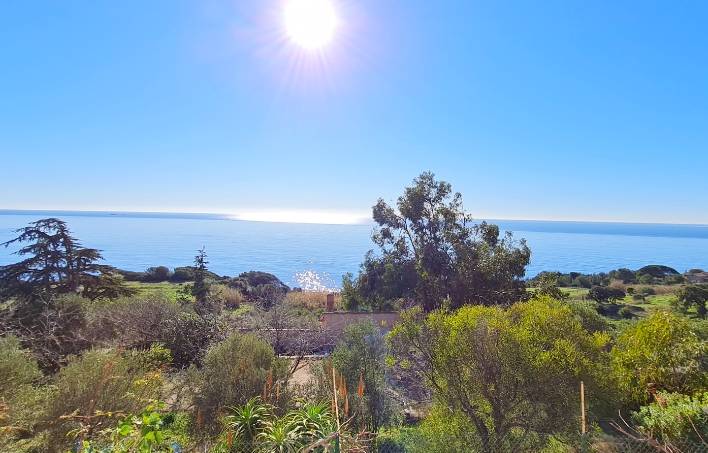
xmin=223 ymin=397 xmax=273 ymax=451
xmin=221 ymin=399 xmax=340 ymax=453
xmin=255 ymin=418 xmax=302 ymax=453
xmin=287 ymin=403 xmax=336 ymax=442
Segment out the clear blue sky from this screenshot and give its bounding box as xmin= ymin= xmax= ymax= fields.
xmin=1 ymin=1 xmax=707 ymax=224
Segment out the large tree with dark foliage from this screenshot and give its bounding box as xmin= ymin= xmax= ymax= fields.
xmin=349 ymin=172 xmax=531 ymax=311
xmin=0 ymin=218 xmax=133 ymax=303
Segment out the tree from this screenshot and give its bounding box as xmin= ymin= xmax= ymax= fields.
xmin=192 ymin=248 xmax=210 ymax=303
xmin=611 ymin=311 xmax=707 ymax=406
xmin=676 ymin=284 xmax=708 ymax=318
xmin=143 ymin=266 xmax=172 ymax=283
xmin=389 ymin=297 xmax=612 ymax=451
xmin=588 ymin=285 xmax=626 ymax=303
xmin=355 ymin=172 xmax=530 ymax=311
xmin=610 ymin=268 xmax=636 ymax=284
xmin=0 ymin=218 xmax=133 ymax=304
xmin=533 ymin=272 xmax=569 ymax=300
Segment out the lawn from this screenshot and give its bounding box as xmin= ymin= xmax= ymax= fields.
xmin=126 ymin=281 xmax=191 ymax=303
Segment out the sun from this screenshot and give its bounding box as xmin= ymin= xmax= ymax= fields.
xmin=284 ymin=0 xmax=338 ymax=50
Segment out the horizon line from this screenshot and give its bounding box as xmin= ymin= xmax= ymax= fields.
xmin=1 ymin=208 xmax=707 ymax=228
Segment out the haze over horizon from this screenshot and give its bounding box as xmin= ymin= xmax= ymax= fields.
xmin=2 ymin=1 xmax=708 ymax=224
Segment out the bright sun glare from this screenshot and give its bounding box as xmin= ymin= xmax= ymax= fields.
xmin=284 ymin=0 xmax=338 ymax=50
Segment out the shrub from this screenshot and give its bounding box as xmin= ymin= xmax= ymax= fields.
xmin=86 ymin=295 xmax=221 ymax=368
xmin=636 ymin=265 xmax=679 ymax=279
xmin=611 ymin=311 xmax=707 ymax=405
xmin=45 ymin=348 xmax=164 ymax=449
xmin=0 ymin=336 xmax=51 ymax=452
xmin=116 ymin=269 xmax=147 ymax=282
xmin=676 ymin=284 xmax=708 ymax=318
xmin=6 ymin=294 xmax=92 ymax=372
xmin=284 ymin=291 xmax=338 ymax=311
xmin=566 ymin=301 xmax=611 ymax=333
xmin=588 ymin=286 xmax=626 ymax=303
xmin=329 ymin=321 xmax=396 ymax=431
xmin=143 ymin=266 xmax=172 ymax=283
xmin=189 ymin=334 xmax=288 ymax=434
xmin=207 ymin=284 xmax=243 ymax=310
xmin=618 ymin=306 xmax=634 ymax=319
xmin=632 ymin=392 xmax=708 ymax=443
xmin=170 ymin=266 xmax=195 ymax=283
xmin=388 ymin=296 xmax=614 ymax=450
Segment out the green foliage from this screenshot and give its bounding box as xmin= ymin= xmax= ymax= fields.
xmin=0 ymin=218 xmax=134 ymax=303
xmin=143 ymin=266 xmax=172 ymax=283
xmin=341 ymin=272 xmax=365 ymax=311
xmin=676 ymin=284 xmax=708 ymax=318
xmin=353 ymin=172 xmax=530 ymax=311
xmin=637 ymin=265 xmax=679 ymax=279
xmin=0 ymin=336 xmax=51 ymax=452
xmin=632 ymin=391 xmax=708 ymax=443
xmin=76 ymin=400 xmax=188 ymax=453
xmin=588 ymin=285 xmax=626 ymax=303
xmin=86 ymin=295 xmax=222 ymax=368
xmin=192 ymin=248 xmax=211 ymax=307
xmin=609 ymin=268 xmax=637 ymax=284
xmin=189 ymin=334 xmax=288 ymax=434
xmin=2 ymin=294 xmax=92 ymax=372
xmin=611 ymin=311 xmax=707 ymax=406
xmin=533 ymin=272 xmax=570 ymax=300
xmin=566 ymin=300 xmax=611 ymax=333
xmin=330 ymin=321 xmax=396 ymax=431
xmin=46 ymin=348 xmax=164 ymax=449
xmin=388 ymin=296 xmax=612 ymax=450
xmin=221 ymin=397 xmax=338 ymax=453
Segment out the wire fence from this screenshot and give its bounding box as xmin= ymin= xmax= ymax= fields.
xmin=303 ymin=432 xmax=708 ymax=453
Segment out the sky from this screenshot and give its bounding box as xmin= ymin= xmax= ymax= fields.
xmin=1 ymin=1 xmax=707 ymax=224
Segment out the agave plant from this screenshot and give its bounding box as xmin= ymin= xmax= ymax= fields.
xmin=286 ymin=403 xmax=336 ymax=442
xmin=255 ymin=418 xmax=302 ymax=453
xmin=223 ymin=397 xmax=274 ymax=451
xmin=221 ymin=399 xmax=341 ymax=453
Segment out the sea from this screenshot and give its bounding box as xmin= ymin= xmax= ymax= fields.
xmin=1 ymin=210 xmax=707 ymax=291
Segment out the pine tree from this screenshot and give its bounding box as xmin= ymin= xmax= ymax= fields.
xmin=192 ymin=247 xmax=210 ymax=303
xmin=0 ymin=218 xmax=133 ymax=302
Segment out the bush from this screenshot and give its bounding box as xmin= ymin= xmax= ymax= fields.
xmin=637 ymin=265 xmax=679 ymax=279
xmin=6 ymin=294 xmax=92 ymax=372
xmin=632 ymin=392 xmax=708 ymax=443
xmin=618 ymin=306 xmax=634 ymax=319
xmin=588 ymin=286 xmax=626 ymax=303
xmin=115 ymin=269 xmax=147 ymax=282
xmin=566 ymin=301 xmax=611 ymax=333
xmin=219 ymin=397 xmax=345 ymax=453
xmin=207 ymin=284 xmax=243 ymax=310
xmin=189 ymin=334 xmax=288 ymax=434
xmin=388 ymin=296 xmax=614 ymax=450
xmin=86 ymin=295 xmax=221 ymax=368
xmin=143 ymin=266 xmax=172 ymax=283
xmin=611 ymin=311 xmax=707 ymax=405
xmin=170 ymin=266 xmax=195 ymax=283
xmin=45 ymin=348 xmax=164 ymax=450
xmin=329 ymin=321 xmax=396 ymax=432
xmin=0 ymin=336 xmax=51 ymax=452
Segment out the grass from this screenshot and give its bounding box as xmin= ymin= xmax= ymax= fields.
xmin=126 ymin=281 xmax=190 ymax=302
xmin=284 ymin=291 xmax=341 ymax=312
xmin=529 ymin=284 xmax=692 ymax=320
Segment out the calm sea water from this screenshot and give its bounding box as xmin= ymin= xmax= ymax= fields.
xmin=1 ymin=210 xmax=707 ymax=290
